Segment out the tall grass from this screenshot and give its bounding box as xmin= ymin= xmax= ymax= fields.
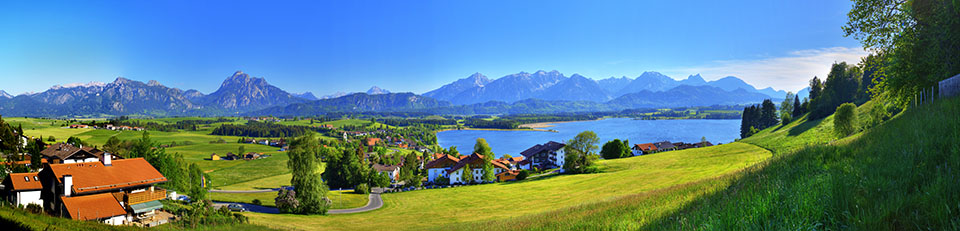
xmin=644 ymin=97 xmax=960 ymax=229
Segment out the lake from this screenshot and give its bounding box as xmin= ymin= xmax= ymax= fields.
xmin=437 ymin=118 xmax=741 ymax=158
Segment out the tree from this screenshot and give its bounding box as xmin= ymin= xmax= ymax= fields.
xmin=780 ymin=92 xmax=795 ymax=119
xmin=563 ymin=131 xmax=600 ymax=174
xmin=238 ymin=145 xmax=245 ymax=154
xmin=287 ymin=133 xmax=330 ymax=214
xmin=809 ymin=76 xmax=823 ymax=102
xmin=66 ymin=136 xmax=84 ymax=147
xmin=460 ymin=164 xmax=474 ymax=184
xmin=26 ymin=138 xmax=44 ymax=171
xmin=834 ymin=103 xmax=858 ymax=138
xmin=400 ymin=152 xmax=421 ymax=187
xmin=448 ymin=146 xmax=460 ymax=157
xmin=792 ymin=95 xmax=803 ymax=117
xmin=600 ymin=139 xmax=629 ymax=159
xmin=275 ymin=188 xmax=300 ymax=214
xmin=516 ymin=170 xmax=529 ymax=181
xmin=187 ymin=163 xmax=207 ymax=200
xmin=760 ymin=99 xmax=779 ymax=128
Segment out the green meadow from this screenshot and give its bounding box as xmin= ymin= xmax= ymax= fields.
xmin=243 ymin=142 xmax=770 ymax=230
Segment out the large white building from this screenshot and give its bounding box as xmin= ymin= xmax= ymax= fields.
xmin=1 ymin=172 xmax=44 ymax=208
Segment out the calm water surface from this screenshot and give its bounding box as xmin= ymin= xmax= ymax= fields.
xmin=437 ymin=118 xmax=740 ymax=158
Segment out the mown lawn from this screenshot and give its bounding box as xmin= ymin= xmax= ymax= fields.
xmin=244 ymin=142 xmax=770 ymax=230
xmin=209 ymin=190 xmax=369 ymax=210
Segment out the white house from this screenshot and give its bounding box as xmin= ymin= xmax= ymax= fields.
xmin=424 ymin=154 xmax=460 ymax=183
xmin=1 ymin=172 xmax=43 ymax=208
xmin=520 ymin=141 xmax=566 ymax=172
xmin=425 ymin=153 xmax=510 ymax=185
xmin=371 ymin=164 xmax=401 ymax=183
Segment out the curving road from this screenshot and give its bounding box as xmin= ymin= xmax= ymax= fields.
xmin=212 ymin=187 xmax=384 ymax=215
xmin=328 ymin=187 xmax=383 ymax=214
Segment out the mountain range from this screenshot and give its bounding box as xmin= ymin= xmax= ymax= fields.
xmin=0 ymin=70 xmax=789 ymax=117
xmin=425 ymin=70 xmax=788 ymax=105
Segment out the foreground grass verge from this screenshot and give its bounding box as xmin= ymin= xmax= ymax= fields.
xmin=244 ymin=142 xmax=769 ymax=230
xmin=0 ymin=206 xmax=276 ymax=231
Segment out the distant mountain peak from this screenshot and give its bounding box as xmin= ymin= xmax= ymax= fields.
xmin=0 ymin=90 xmax=11 ymax=98
xmin=147 ymin=80 xmax=163 ymax=86
xmin=366 ymin=86 xmax=390 ymax=95
xmin=113 ymin=77 xmax=132 ymax=84
xmin=293 ymin=92 xmax=319 ymax=100
xmin=687 ymin=74 xmax=705 ymax=82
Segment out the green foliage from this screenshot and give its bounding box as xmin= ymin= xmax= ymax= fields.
xmin=600 ymin=139 xmax=630 ymax=159
xmin=188 ymin=163 xmax=208 ymax=200
xmin=274 ymin=188 xmax=299 ymax=213
xmin=168 ymin=201 xmax=249 ymax=228
xmin=400 ymin=151 xmax=422 ymax=187
xmin=516 ymin=170 xmax=529 ymax=181
xmin=834 ymin=103 xmax=858 ymax=137
xmin=25 ymin=138 xmax=44 ymax=171
xmin=809 ymin=62 xmax=863 ymax=120
xmin=563 ymin=131 xmax=600 ymax=174
xmin=287 ymin=133 xmax=330 ymax=214
xmin=251 ymin=199 xmax=262 ymax=206
xmin=461 ymin=164 xmax=474 ymax=184
xmin=779 ymin=92 xmax=795 ymax=118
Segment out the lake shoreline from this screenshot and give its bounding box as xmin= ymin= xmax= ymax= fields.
xmin=518 ymin=118 xmax=604 ymax=129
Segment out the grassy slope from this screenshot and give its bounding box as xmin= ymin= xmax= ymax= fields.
xmin=0 ymin=206 xmax=276 ymax=231
xmin=471 ymin=98 xmax=959 ymax=230
xmin=243 ymin=142 xmax=770 ymax=230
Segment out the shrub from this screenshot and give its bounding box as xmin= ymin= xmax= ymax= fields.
xmin=25 ymin=204 xmax=42 ymax=214
xmin=275 ymin=189 xmax=300 ymax=213
xmin=780 ymin=113 xmax=792 ymax=126
xmin=516 ymin=170 xmax=529 ymax=180
xmin=355 ymin=183 xmax=370 ymax=194
xmin=834 ymin=103 xmax=857 ymax=137
xmin=251 ymin=199 xmax=262 ymax=206
xmin=46 ymin=136 xmax=56 ymax=142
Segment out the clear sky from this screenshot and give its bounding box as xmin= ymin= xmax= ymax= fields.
xmin=0 ymin=0 xmax=865 ymax=96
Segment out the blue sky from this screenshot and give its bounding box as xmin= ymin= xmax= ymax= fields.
xmin=0 ymin=0 xmax=865 ymax=96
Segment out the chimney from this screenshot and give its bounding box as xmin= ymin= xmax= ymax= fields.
xmin=63 ymin=175 xmax=73 ymax=197
xmin=102 ymin=152 xmax=112 ymax=166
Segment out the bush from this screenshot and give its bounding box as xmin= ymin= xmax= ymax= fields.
xmin=355 ymin=183 xmax=370 ymax=194
xmin=834 ymin=103 xmax=857 ymax=138
xmin=25 ymin=204 xmax=42 ymax=214
xmin=251 ymin=199 xmax=262 ymax=206
xmin=275 ymin=189 xmax=299 ymax=213
xmin=516 ymin=170 xmax=529 ymax=181
xmin=780 ymin=113 xmax=792 ymax=126
xmin=46 ymin=136 xmax=55 ymax=142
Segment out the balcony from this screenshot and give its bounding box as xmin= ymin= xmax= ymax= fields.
xmin=122 ymin=189 xmax=167 ymax=205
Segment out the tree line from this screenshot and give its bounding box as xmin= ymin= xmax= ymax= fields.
xmin=211 ymin=120 xmax=317 ymax=137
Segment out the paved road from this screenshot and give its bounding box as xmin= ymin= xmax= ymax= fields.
xmin=212 ymin=202 xmax=280 ymax=214
xmin=209 ymin=188 xmax=278 ymax=193
xmin=328 ymin=188 xmax=383 ymax=214
xmin=211 ymin=188 xmax=384 ymax=215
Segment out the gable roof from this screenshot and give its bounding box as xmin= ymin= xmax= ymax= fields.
xmin=424 ymin=154 xmax=460 ymax=169
xmin=4 ymin=172 xmax=42 ymax=191
xmin=520 ymin=141 xmax=565 ymax=158
xmin=449 ymin=153 xmax=510 ymax=172
xmin=654 ymin=141 xmax=676 ymax=150
xmin=44 ymin=158 xmax=167 ymax=195
xmin=633 ymin=143 xmax=658 ymax=151
xmin=372 ymin=164 xmax=400 ymax=172
xmin=40 ymin=143 xmax=107 ymax=160
xmin=60 ymin=193 xmax=126 ymax=220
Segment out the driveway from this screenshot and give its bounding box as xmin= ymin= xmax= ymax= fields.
xmin=212 ymin=202 xmax=280 ymax=214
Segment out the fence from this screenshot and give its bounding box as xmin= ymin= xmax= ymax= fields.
xmin=940 ymin=73 xmax=960 ymax=98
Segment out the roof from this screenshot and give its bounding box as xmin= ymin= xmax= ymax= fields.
xmin=424 ymin=154 xmax=460 ymax=169
xmin=372 ymin=164 xmax=400 ymax=172
xmin=654 ymin=141 xmax=676 ymax=149
xmin=60 ymin=193 xmax=126 ymax=220
xmin=40 ymin=143 xmax=106 ymax=160
xmin=4 ymin=172 xmax=42 ymax=191
xmin=520 ymin=141 xmax=565 ymax=158
xmin=365 ymin=138 xmax=381 ymax=146
xmin=45 ymin=158 xmax=167 ymax=195
xmin=449 ymin=153 xmax=510 ymax=172
xmin=633 ymin=143 xmax=658 ymax=151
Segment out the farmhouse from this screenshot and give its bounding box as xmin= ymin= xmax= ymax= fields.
xmin=424 ymin=154 xmax=460 ymax=183
xmin=371 ymin=164 xmax=401 ymax=183
xmin=1 ymin=172 xmax=43 ymax=208
xmin=447 ymin=153 xmax=510 ymax=184
xmin=632 ymin=143 xmax=658 ymax=156
xmin=37 ymin=155 xmax=169 ymax=226
xmin=520 ymin=141 xmax=566 ymax=171
xmin=653 ymin=141 xmax=677 ymax=152
xmin=496 ymin=170 xmax=521 ymax=182
xmin=40 ymin=143 xmax=121 ymax=164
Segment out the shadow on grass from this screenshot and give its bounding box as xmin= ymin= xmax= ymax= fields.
xmin=787 ymin=115 xmax=823 ymax=136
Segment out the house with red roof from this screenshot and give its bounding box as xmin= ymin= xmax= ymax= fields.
xmin=35 ymin=153 xmax=169 ymax=226
xmin=632 ymin=143 xmax=658 ymax=156
xmin=1 ymin=172 xmax=43 ymax=208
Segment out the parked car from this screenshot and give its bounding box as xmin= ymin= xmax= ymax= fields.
xmin=177 ymin=195 xmax=191 ymax=203
xmin=228 ymin=203 xmax=246 ymax=212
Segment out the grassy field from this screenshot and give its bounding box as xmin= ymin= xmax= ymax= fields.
xmin=243 ymin=142 xmax=770 ymax=230
xmin=471 ymin=98 xmax=960 ymax=230
xmin=209 ymin=190 xmax=369 ymax=209
xmin=0 ymin=205 xmax=277 ymax=231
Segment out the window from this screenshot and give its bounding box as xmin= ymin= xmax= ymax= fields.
xmin=33 ymin=176 xmax=38 ymax=181
xmin=24 ymin=176 xmax=29 ymax=182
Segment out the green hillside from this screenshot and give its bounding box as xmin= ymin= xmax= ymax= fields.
xmin=472 ymin=98 xmax=959 ymax=230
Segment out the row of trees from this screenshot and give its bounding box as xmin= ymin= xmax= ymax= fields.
xmin=600 ymin=139 xmax=631 ymax=159
xmin=211 ymin=121 xmax=314 ymax=137
xmin=739 ymin=99 xmax=779 ymax=138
